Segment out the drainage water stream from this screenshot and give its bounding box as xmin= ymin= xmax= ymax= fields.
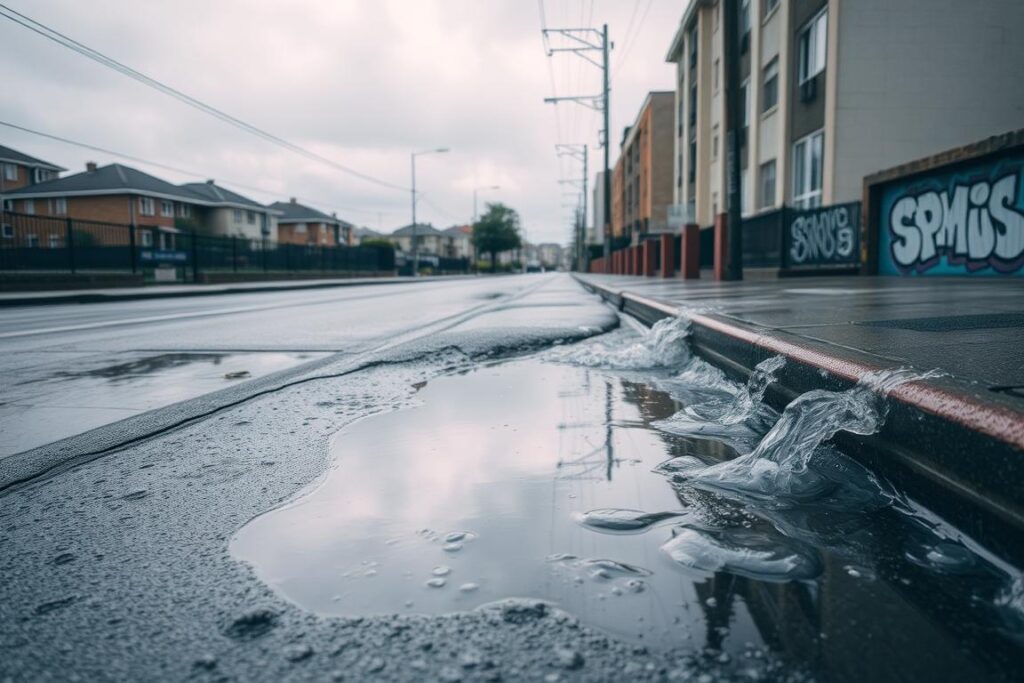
xmin=233 ymin=319 xmax=1023 ymax=681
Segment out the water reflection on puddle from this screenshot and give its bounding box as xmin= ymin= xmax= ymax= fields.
xmin=233 ymin=354 xmax=1024 ymax=677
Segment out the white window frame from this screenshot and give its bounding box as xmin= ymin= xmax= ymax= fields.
xmin=2 ymin=223 xmax=13 ymax=238
xmin=798 ymin=9 xmax=828 ymax=85
xmin=740 ymin=0 xmax=751 ymax=36
xmin=233 ymin=208 xmax=243 ymax=222
xmin=740 ymin=77 xmax=750 ymax=128
xmin=793 ymin=130 xmax=824 ymax=209
xmin=759 ymin=160 xmax=777 ymax=210
xmin=24 ymin=199 xmax=35 ymax=215
xmin=54 ymin=197 xmax=68 ymax=215
xmin=177 ymin=203 xmax=190 ymax=218
xmin=764 ymin=0 xmax=780 ymax=20
xmin=246 ymin=211 xmax=256 ymax=225
xmin=34 ymin=168 xmax=52 ymax=184
xmin=140 ymin=230 xmax=154 ymax=247
xmin=2 ymin=163 xmax=17 ymax=181
xmin=139 ymin=197 xmax=155 ymax=216
xmin=48 ymin=234 xmax=60 ymax=249
xmin=160 ymin=200 xmax=173 ymax=217
xmin=762 ymin=58 xmax=779 ymax=113
xmin=26 ymin=233 xmax=39 ymax=248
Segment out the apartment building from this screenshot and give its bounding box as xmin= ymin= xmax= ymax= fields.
xmin=666 ymin=0 xmax=1024 ymax=229
xmin=611 ymin=91 xmax=675 ymax=241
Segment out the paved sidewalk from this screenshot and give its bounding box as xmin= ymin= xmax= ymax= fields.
xmin=576 ymin=273 xmax=1024 ymax=550
xmin=0 ymin=274 xmax=479 ymax=307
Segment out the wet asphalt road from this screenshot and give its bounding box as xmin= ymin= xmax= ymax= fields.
xmin=3 ymin=274 xmax=735 ymax=682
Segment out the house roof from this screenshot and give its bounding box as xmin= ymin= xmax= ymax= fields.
xmin=443 ymin=224 xmax=473 ymax=238
xmin=0 ymin=144 xmax=66 ymax=172
xmin=392 ymin=223 xmax=444 ymax=237
xmin=353 ymin=226 xmax=385 ymax=238
xmin=268 ymin=199 xmax=341 ymax=225
xmin=4 ymin=163 xmax=200 ymax=202
xmin=180 ymin=181 xmax=276 ymax=213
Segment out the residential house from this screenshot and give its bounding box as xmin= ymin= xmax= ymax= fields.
xmin=0 ymin=145 xmax=64 ymax=199
xmin=3 ymin=162 xmax=204 ymax=249
xmin=611 ymin=92 xmax=675 ymax=242
xmin=665 ymin=0 xmax=1024 ymax=233
xmin=180 ymin=180 xmax=279 ymax=241
xmin=391 ymin=223 xmax=445 ymax=256
xmin=268 ymin=199 xmax=349 ymax=246
xmin=352 ymin=226 xmax=387 ymax=245
xmin=442 ymin=225 xmax=474 ymax=260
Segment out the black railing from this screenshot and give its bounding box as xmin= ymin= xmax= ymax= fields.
xmin=0 ymin=211 xmax=398 ymax=281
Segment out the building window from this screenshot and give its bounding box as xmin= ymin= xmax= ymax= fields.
xmin=140 ymin=230 xmax=154 ymax=247
xmin=49 ymin=234 xmax=60 ymax=249
xmin=295 ymin=223 xmax=307 ymax=234
xmin=793 ymin=130 xmax=824 ymax=209
xmin=713 ymin=58 xmax=720 ymax=92
xmin=759 ymin=160 xmax=777 ymax=209
xmin=798 ymin=9 xmax=828 ymax=84
xmin=677 ymin=98 xmax=684 ymax=137
xmin=688 ymin=24 xmax=698 ymax=68
xmin=2 ymin=199 xmax=11 ymax=211
xmin=762 ymin=58 xmax=779 ymax=112
xmin=689 ymin=84 xmax=697 ymax=125
xmin=24 ymin=199 xmax=35 ymax=215
xmin=712 ymin=125 xmax=720 ymax=161
xmin=2 ymin=163 xmax=17 ymax=181
xmin=688 ymin=141 xmax=697 ymax=182
xmin=161 ymin=200 xmax=173 ymax=217
xmin=139 ymin=197 xmax=155 ymax=216
xmin=177 ymin=203 xmax=190 ymax=218
xmin=764 ymin=0 xmax=779 ymax=18
xmin=677 ymin=154 xmax=683 ymax=187
xmin=233 ymin=209 xmax=243 ymax=222
xmin=713 ymin=0 xmax=720 ymax=32
xmin=2 ymin=223 xmax=13 ymax=238
xmin=740 ymin=0 xmax=750 ymax=37
xmin=52 ymin=197 xmax=67 ymax=215
xmin=740 ymin=78 xmax=750 ymax=128
xmin=26 ymin=234 xmax=39 ymax=248
xmin=246 ymin=211 xmax=256 ymax=225
xmin=34 ymin=168 xmax=54 ymax=184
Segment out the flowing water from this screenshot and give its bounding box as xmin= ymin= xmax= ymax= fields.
xmin=233 ymin=316 xmax=1023 ymax=681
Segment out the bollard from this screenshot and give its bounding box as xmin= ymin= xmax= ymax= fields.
xmin=642 ymin=240 xmax=655 ymax=277
xmin=682 ymin=223 xmax=700 ymax=279
xmin=713 ymin=213 xmax=728 ymax=281
xmin=660 ymin=233 xmax=674 ymax=278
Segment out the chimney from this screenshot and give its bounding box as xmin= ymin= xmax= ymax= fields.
xmin=290 ymin=197 xmax=297 ymax=204
xmin=86 ymin=161 xmax=97 ymax=173
xmin=206 ymin=179 xmax=215 ymax=185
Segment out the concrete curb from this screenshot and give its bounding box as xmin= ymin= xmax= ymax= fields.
xmin=575 ymin=274 xmax=1024 ymax=557
xmin=0 ymin=274 xmax=481 ymax=308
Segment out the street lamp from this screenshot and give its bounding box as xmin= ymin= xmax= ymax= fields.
xmin=472 ymin=185 xmax=501 ymax=224
xmin=410 ymin=147 xmax=450 ymax=276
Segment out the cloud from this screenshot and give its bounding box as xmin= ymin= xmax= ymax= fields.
xmin=0 ymin=0 xmax=684 ymax=241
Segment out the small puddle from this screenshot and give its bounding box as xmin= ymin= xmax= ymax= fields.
xmin=233 ymin=324 xmax=1024 ymax=679
xmin=0 ymin=351 xmax=326 ymax=456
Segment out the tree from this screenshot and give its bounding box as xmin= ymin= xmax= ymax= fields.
xmin=472 ymin=202 xmax=522 ymax=273
xmin=360 ymin=237 xmax=395 ymax=250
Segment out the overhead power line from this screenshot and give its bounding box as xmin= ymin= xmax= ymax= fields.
xmin=0 ymin=120 xmax=399 ymax=218
xmin=0 ymin=3 xmax=409 ymax=193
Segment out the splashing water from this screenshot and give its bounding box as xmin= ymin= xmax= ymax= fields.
xmin=548 ymin=315 xmax=692 ymax=369
xmin=655 ymin=355 xmax=786 ymax=448
xmin=572 ymin=508 xmax=687 ymax=534
xmin=681 ymin=367 xmax=940 ymax=503
xmin=660 ymin=524 xmax=823 ymax=582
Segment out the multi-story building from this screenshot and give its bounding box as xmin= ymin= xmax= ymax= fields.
xmin=666 ymin=0 xmax=1024 ymax=230
xmin=0 ymin=145 xmax=64 ymax=198
xmin=610 ymin=91 xmax=675 ymax=241
xmin=588 ymin=170 xmax=607 ymax=246
xmin=268 ymin=199 xmax=350 ymax=247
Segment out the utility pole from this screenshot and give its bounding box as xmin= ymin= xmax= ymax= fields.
xmin=723 ymin=0 xmax=744 ymax=280
xmin=542 ymin=24 xmax=611 ymax=266
xmin=556 ymin=143 xmax=588 ymax=271
xmin=409 ymin=147 xmax=449 ymax=276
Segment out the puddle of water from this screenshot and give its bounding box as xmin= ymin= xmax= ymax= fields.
xmin=233 ymin=327 xmax=1023 ymax=680
xmin=0 ymin=351 xmax=325 ymax=456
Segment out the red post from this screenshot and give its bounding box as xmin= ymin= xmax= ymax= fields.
xmin=631 ymin=246 xmax=640 ymax=275
xmin=713 ymin=213 xmax=729 ymax=281
xmin=682 ymin=223 xmax=700 ymax=279
xmin=659 ymin=233 xmax=674 ymax=278
xmin=612 ymin=250 xmax=619 ymax=274
xmin=642 ymin=240 xmax=655 ymax=277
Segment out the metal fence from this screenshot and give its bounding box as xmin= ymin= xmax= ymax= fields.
xmin=0 ymin=211 xmax=398 ymax=281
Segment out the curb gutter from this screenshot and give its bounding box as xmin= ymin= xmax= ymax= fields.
xmin=575 ymin=275 xmax=1024 ymax=560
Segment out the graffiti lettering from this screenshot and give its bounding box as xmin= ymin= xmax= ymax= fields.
xmin=888 ymin=171 xmax=1024 ymax=273
xmin=788 ymin=206 xmax=857 ymax=265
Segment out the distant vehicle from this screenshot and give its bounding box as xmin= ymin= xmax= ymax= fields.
xmin=526 ymin=260 xmax=543 ymax=273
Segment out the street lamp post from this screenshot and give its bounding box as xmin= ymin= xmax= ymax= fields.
xmin=472 ymin=185 xmax=501 ymax=224
xmin=410 ymin=147 xmax=450 ymax=276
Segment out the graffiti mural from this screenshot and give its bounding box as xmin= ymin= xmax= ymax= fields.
xmin=783 ymin=202 xmax=860 ymax=268
xmin=878 ymin=157 xmax=1024 ymax=276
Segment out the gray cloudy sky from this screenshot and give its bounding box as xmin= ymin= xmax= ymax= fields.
xmin=0 ymin=0 xmax=686 ymax=245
